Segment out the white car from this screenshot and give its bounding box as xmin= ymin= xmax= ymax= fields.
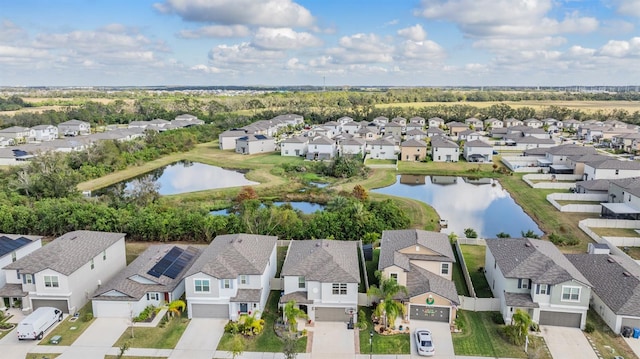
xmin=415 ymin=328 xmax=435 ymax=356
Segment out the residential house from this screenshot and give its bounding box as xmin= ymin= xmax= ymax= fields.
xmin=372 ymin=116 xmax=389 ymax=126
xmin=612 ymin=133 xmax=640 ymax=153
xmin=172 ymin=114 xmax=205 ymax=128
xmin=563 ymin=119 xmax=581 ymax=130
xmin=280 ymin=136 xmax=309 ymax=157
xmin=428 ymin=117 xmax=445 ymax=129
xmin=0 ymin=137 xmax=14 ymax=147
xmin=58 ymin=120 xmax=90 ymax=136
xmin=391 ymin=117 xmax=407 ymax=126
xmin=30 ymin=125 xmax=58 ymax=142
xmin=2 ymin=230 xmax=126 ymax=313
xmin=340 ymin=138 xmax=366 ymax=156
xmin=401 ymin=139 xmax=427 ymax=162
xmin=523 ymin=118 xmax=543 ymax=128
xmin=457 ymin=129 xmax=482 ymax=142
xmin=464 ymin=140 xmax=493 ymax=162
xmin=504 ymin=118 xmax=524 ymax=128
xmin=306 ymin=136 xmax=337 ymax=160
xmin=0 ymin=148 xmax=32 ymax=165
xmin=218 ymin=129 xmax=248 ymax=150
xmin=599 ymin=177 xmax=640 ymax=219
xmin=485 ymin=238 xmax=591 ymax=328
xmin=583 ymin=158 xmax=640 ymax=181
xmin=184 ymin=234 xmax=277 ymax=320
xmin=406 ymin=129 xmax=428 ymax=141
xmin=367 ymin=138 xmax=397 ymax=160
xmin=407 ymin=117 xmax=426 ymax=129
xmin=430 ymin=136 xmax=459 ymax=162
xmin=523 ymin=144 xmax=597 ymax=172
xmin=445 ymin=121 xmax=468 ymax=138
xmin=0 ymin=126 xmax=31 ymax=144
xmin=91 ymin=244 xmax=203 ymax=318
xmin=357 ymin=126 xmax=380 ymax=140
xmin=465 ymin=117 xmax=484 ymax=130
xmin=280 ymin=240 xmax=360 ymax=323
xmin=378 ymin=230 xmax=459 ymax=324
xmin=0 ymin=234 xmax=42 ymax=307
xmin=426 ymin=127 xmax=446 ymax=138
xmin=567 ymin=252 xmax=640 ymax=334
xmin=342 ymin=121 xmax=361 ymax=135
xmin=484 ymin=118 xmax=504 ymax=130
xmin=322 ymin=121 xmax=341 ymax=138
xmin=385 ymin=121 xmax=404 ymax=137
xmin=235 ymin=134 xmax=276 ymax=155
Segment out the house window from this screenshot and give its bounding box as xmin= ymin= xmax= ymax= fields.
xmin=23 ymin=274 xmax=33 ymax=284
xmin=441 ymin=263 xmax=450 ymax=275
xmin=616 ymin=169 xmax=620 ymax=175
xmin=298 ymin=276 xmax=306 ymax=289
xmin=536 ymin=284 xmax=549 ymax=295
xmin=222 ymin=279 xmax=232 ymax=289
xmin=561 ymin=286 xmax=581 ymax=302
xmin=44 ymin=275 xmax=59 ymax=288
xmin=147 ymin=292 xmax=159 ymax=301
xmin=390 ymin=273 xmax=398 ymax=282
xmin=103 ymin=250 xmax=106 ymax=261
xmin=90 ymin=259 xmax=94 ymax=270
xmin=332 ymin=283 xmax=348 ymax=295
xmin=240 ymin=275 xmax=248 ymax=285
xmin=517 ymin=278 xmax=529 ymax=289
xmin=194 ymin=279 xmax=210 ymax=293
xmin=11 ymin=252 xmax=16 ymax=262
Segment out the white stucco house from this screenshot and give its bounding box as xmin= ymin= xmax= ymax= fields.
xmin=236 ymin=134 xmax=276 ymax=155
xmin=367 ymin=138 xmax=397 ymax=160
xmin=464 ymin=140 xmax=493 ymax=162
xmin=430 ymin=135 xmax=459 ymax=162
xmin=58 ymin=119 xmax=91 ymax=136
xmin=280 ymin=136 xmax=309 ymax=157
xmin=30 ymin=125 xmax=59 ymax=142
xmin=0 ymin=234 xmax=43 ymax=308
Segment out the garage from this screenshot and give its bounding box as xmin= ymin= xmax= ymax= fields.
xmin=621 ymin=318 xmax=640 ymax=330
xmin=31 ymin=299 xmax=69 ymax=313
xmin=409 ymin=304 xmax=450 ymax=322
xmin=539 ymin=311 xmax=582 ymax=328
xmin=315 ymin=307 xmax=350 ymax=322
xmin=191 ymin=303 xmax=229 ymax=318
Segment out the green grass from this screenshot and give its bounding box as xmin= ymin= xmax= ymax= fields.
xmin=451 ymin=244 xmax=470 ymax=297
xmin=366 ymin=159 xmax=397 ymax=165
xmin=358 ymin=307 xmax=410 ymax=354
xmin=366 ymin=249 xmax=380 ymax=288
xmin=0 ymin=325 xmax=15 ymax=340
xmin=113 ymin=314 xmax=189 ymax=349
xmin=40 ymin=302 xmax=94 ymax=346
xmin=216 ymin=291 xmax=306 ymax=352
xmin=592 ymin=227 xmax=640 ymax=237
xmin=460 ymin=244 xmax=492 ymax=298
xmin=26 ymin=354 xmax=61 ymax=359
xmin=276 ymin=246 xmax=287 ymax=277
xmin=452 ymin=311 xmax=528 ymax=358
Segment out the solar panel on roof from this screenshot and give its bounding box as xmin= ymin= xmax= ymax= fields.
xmin=147 ymin=246 xmax=196 ymax=279
xmin=163 ymin=248 xmax=196 ymax=279
xmin=0 ymin=236 xmax=31 ymax=257
xmin=255 ymin=135 xmax=267 ymax=140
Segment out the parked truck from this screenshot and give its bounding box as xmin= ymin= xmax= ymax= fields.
xmin=17 ymin=307 xmax=63 ymax=340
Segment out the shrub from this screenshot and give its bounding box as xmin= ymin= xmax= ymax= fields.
xmin=529 ymin=322 xmax=540 ymax=332
xmin=133 ymin=305 xmax=155 ymax=322
xmin=491 ymin=312 xmax=505 ymax=324
xmin=584 ymin=322 xmax=595 ymax=333
xmin=83 ymin=312 xmax=94 ymax=322
xmin=224 ymin=320 xmax=240 ymax=334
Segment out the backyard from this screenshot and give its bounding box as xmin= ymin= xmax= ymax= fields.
xmin=459 ymin=244 xmax=492 ymax=298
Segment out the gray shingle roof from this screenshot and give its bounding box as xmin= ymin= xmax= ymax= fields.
xmin=486 ymin=238 xmax=590 ymax=286
xmin=309 ymin=136 xmax=335 ymax=145
xmin=465 ymin=140 xmax=491 ymax=148
xmin=281 ymin=136 xmax=308 ymax=144
xmin=379 ymin=230 xmax=455 ymax=272
xmin=405 ymin=263 xmax=459 ymax=304
xmin=504 ymin=292 xmax=539 ymax=308
xmin=430 ymin=136 xmax=458 ymax=149
xmin=446 ymin=121 xmax=467 ymax=127
xmin=588 ymin=159 xmax=640 ymax=170
xmin=219 ymin=130 xmax=247 ymax=138
xmin=186 ymin=234 xmax=277 ymax=279
xmin=566 ymin=254 xmax=640 ymax=316
xmin=545 ymin=144 xmax=597 ymax=156
xmin=281 ymin=240 xmax=360 ymax=283
xmin=401 ymin=139 xmax=427 ymax=147
xmin=4 ymin=231 xmax=125 ymax=276
xmin=575 ymin=179 xmax=612 ymax=191
xmin=231 ymin=288 xmax=263 ymax=302
xmin=92 ymin=244 xmax=204 ymax=301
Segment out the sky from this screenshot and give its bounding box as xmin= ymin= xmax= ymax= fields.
xmin=1 ymin=0 xmax=640 ymax=87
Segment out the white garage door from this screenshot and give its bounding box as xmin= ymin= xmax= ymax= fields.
xmin=315 ymin=307 xmax=350 ymax=322
xmin=539 ymin=311 xmax=581 ymax=328
xmin=191 ymin=304 xmax=229 ymax=318
xmin=32 ymin=299 xmax=69 ymax=313
xmin=92 ymin=300 xmax=133 ymax=318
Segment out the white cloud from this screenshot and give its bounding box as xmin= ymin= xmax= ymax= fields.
xmin=178 ymin=25 xmax=251 ymax=39
xmin=398 ymin=40 xmax=445 ymax=59
xmin=616 ymin=0 xmax=640 ymax=17
xmin=326 ymin=33 xmax=394 ymax=64
xmin=190 ymin=64 xmax=223 ymax=73
xmin=397 ymin=24 xmax=427 ymax=41
xmin=208 ymin=42 xmax=286 ymax=68
xmin=0 ymin=20 xmax=28 ymax=43
xmin=0 ymin=45 xmax=50 ymax=60
xmin=252 ymin=27 xmax=322 ymax=50
xmin=599 ymin=37 xmax=640 ymax=57
xmin=472 ymin=37 xmax=567 ymax=51
xmin=285 ymin=57 xmax=306 ymax=70
xmin=154 ymin=0 xmax=315 ymax=28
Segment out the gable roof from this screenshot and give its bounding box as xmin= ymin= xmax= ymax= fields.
xmin=4 ymin=231 xmax=125 ymax=276
xmin=59 ymin=119 xmax=89 ymax=126
xmin=586 ymin=159 xmax=640 ymax=170
xmin=281 ymin=136 xmax=308 ymax=144
xmin=405 ymin=263 xmax=459 ymax=304
xmin=0 ymin=126 xmax=29 ymax=133
xmin=401 ymin=139 xmax=427 ymax=147
xmin=430 ymin=135 xmax=458 ymax=149
xmin=446 ymin=121 xmax=467 ymax=128
xmin=465 ymin=140 xmax=492 ymax=148
xmin=486 ymin=238 xmax=590 ymax=286
xmin=186 ymin=234 xmax=277 ymax=279
xmin=379 ymin=229 xmax=455 ymax=272
xmin=281 ymin=239 xmax=359 ymax=283
xmin=309 ymin=136 xmax=335 ymax=145
xmin=566 ymin=254 xmax=640 ymax=316
xmin=367 ymin=138 xmax=395 ymax=146
xmin=92 ymin=244 xmax=204 ymax=301
xmin=219 ymin=130 xmax=247 ymax=137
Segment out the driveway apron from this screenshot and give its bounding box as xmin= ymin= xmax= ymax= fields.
xmin=172 ymin=318 xmax=226 ymax=359
xmin=409 ymin=320 xmax=455 ymax=359
xmin=540 ymin=326 xmax=598 ymax=359
xmin=57 ymin=317 xmax=128 ymax=359
xmin=311 ymin=322 xmax=355 ymax=359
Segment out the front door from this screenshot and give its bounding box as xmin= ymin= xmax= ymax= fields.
xmin=240 ymin=303 xmax=248 ymax=313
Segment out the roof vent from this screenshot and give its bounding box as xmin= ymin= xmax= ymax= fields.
xmin=607 ymin=257 xmax=615 ymax=263
xmin=316 ymin=243 xmax=321 ymax=247
xmin=524 ymin=242 xmax=531 ymax=247
xmin=70 ymin=236 xmax=77 ymax=240
xmin=623 ymin=272 xmax=631 ymax=277
xmin=415 ymin=245 xmax=420 ymax=252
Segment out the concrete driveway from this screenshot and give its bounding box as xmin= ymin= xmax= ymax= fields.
xmin=409 ymin=320 xmax=455 ymax=359
xmin=173 ymin=318 xmax=226 ymax=359
xmin=0 ymin=315 xmax=64 ymax=359
xmin=311 ymin=322 xmax=355 ymax=359
xmin=58 ymin=317 xmax=128 ymax=359
xmin=540 ymin=326 xmax=598 ymax=359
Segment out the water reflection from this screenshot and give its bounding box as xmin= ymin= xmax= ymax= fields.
xmin=104 ymin=161 xmax=258 ymax=195
xmin=210 ymin=201 xmax=325 ymax=215
xmin=372 ymin=175 xmax=542 ymax=238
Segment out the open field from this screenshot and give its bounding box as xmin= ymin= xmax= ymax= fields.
xmin=376 ymin=100 xmax=640 ymax=113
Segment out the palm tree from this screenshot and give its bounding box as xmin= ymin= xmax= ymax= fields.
xmin=284 ymin=300 xmax=308 ymax=333
xmin=367 ymin=275 xmax=409 ymax=329
xmin=165 ymin=299 xmax=186 ymax=319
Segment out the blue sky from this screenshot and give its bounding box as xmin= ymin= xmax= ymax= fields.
xmin=1 ymin=0 xmax=639 ymax=86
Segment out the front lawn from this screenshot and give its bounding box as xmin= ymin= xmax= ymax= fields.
xmin=40 ymin=302 xmax=94 ymax=346
xmin=216 ymin=291 xmax=306 ymax=353
xmin=453 ymin=310 xmax=532 ymax=358
xmin=460 ymin=244 xmax=492 ymax=298
xmin=113 ymin=314 xmax=189 ymax=349
xmin=358 ymin=307 xmax=410 ymax=355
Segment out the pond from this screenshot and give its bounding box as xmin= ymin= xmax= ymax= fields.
xmin=210 ymin=201 xmax=325 ymax=215
xmin=100 ymin=161 xmax=259 ymax=196
xmin=372 ymin=175 xmax=543 ymax=239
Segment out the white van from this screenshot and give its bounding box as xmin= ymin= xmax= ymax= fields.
xmin=17 ymin=307 xmax=63 ymax=340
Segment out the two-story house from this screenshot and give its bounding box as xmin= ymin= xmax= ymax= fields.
xmin=367 ymin=138 xmax=397 ymax=160
xmin=464 ymin=140 xmax=493 ymax=162
xmin=428 ymin=117 xmax=445 ymax=129
xmin=219 ymin=129 xmax=248 ymax=150
xmin=2 ymin=230 xmax=126 ymax=314
xmin=339 ymin=138 xmax=366 ymax=156
xmin=430 ymin=136 xmax=459 ymax=162
xmin=0 ymin=126 xmax=31 ymax=144
xmin=280 ymin=136 xmax=309 ymax=157
xmin=280 ymin=240 xmax=360 ymax=323
xmin=0 ymin=234 xmax=42 ymax=309
xmin=306 ymin=136 xmax=337 ymax=160
xmin=184 ymin=234 xmax=277 ymax=320
xmin=484 ymin=118 xmax=504 ymax=130
xmin=58 ymin=119 xmax=91 ymax=136
xmin=378 ymin=230 xmax=459 ymax=324
xmin=235 ymin=134 xmax=276 ymax=155
xmin=91 ymin=244 xmax=203 ymax=318
xmin=484 ymin=238 xmax=591 ymax=328
xmin=445 ymin=121 xmax=468 ymax=139
xmin=400 ymin=139 xmax=427 ymax=162
xmin=30 ymin=125 xmax=59 ymax=142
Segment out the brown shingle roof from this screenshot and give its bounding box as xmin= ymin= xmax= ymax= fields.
xmin=281 ymin=240 xmax=360 ymax=283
